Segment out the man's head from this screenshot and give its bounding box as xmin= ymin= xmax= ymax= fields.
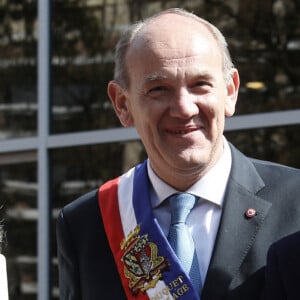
xmin=108 ymin=8 xmax=240 ymax=190
xmin=113 ymin=8 xmax=234 ymax=89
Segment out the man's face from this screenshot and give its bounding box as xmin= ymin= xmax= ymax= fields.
xmin=109 ymin=14 xmax=239 ymax=189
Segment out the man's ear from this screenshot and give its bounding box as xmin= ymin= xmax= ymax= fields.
xmin=225 ymin=68 xmax=240 ymax=117
xmin=107 ymin=80 xmax=134 ymax=127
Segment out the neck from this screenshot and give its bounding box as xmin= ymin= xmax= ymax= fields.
xmin=149 ymin=144 xmax=225 ymax=191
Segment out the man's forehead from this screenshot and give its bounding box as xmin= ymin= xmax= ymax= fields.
xmin=127 ymin=14 xmax=218 ymax=57
xmin=126 ymin=34 xmax=220 ymax=69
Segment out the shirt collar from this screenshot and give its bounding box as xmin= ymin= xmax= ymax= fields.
xmin=147 ymin=137 xmax=232 ymax=208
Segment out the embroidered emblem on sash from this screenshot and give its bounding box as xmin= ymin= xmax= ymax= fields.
xmin=121 ymin=224 xmax=169 ymax=296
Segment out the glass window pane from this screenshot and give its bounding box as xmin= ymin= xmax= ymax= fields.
xmin=51 ymin=1 xmax=124 ymax=134
xmin=51 ymin=0 xmax=300 ymax=135
xmin=0 ymin=159 xmax=37 ymax=300
xmin=51 ymin=141 xmax=145 ymax=209
xmin=0 ymin=1 xmax=37 ymax=140
xmin=209 ymin=1 xmax=300 ymax=114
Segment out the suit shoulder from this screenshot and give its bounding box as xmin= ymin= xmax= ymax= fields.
xmin=268 ymin=231 xmax=300 ymax=278
xmin=57 ymin=188 xmax=105 ymax=243
xmin=60 ymin=189 xmax=99 ymax=220
xmin=251 ymin=158 xmax=300 ymax=181
xmin=229 ymin=144 xmax=300 ymax=190
xmin=230 ymin=142 xmax=300 ymax=175
xmin=272 ymin=231 xmax=300 ymax=254
xmin=249 ymin=159 xmax=300 ymax=200
xmin=252 ymin=158 xmax=299 ymax=172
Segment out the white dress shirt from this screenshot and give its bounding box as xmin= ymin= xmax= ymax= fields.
xmin=0 ymin=254 xmax=9 ymax=300
xmin=147 ymin=138 xmax=232 ymax=284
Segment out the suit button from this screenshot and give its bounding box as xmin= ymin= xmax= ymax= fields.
xmin=245 ymin=208 xmax=256 ymax=218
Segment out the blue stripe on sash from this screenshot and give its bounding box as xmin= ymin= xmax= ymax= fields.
xmin=132 ymin=161 xmax=201 ymax=300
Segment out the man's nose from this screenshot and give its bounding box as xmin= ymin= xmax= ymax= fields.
xmin=169 ymin=89 xmax=199 ymax=118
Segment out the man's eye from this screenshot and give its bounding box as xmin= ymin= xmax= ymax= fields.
xmin=195 ymin=81 xmax=209 ymax=87
xmin=149 ymin=86 xmax=166 ymax=92
xmin=146 ymin=86 xmax=168 ymax=96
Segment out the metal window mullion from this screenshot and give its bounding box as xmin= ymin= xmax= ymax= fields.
xmin=37 ymin=1 xmax=51 ymax=300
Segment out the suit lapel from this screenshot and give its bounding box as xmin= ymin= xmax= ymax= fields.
xmin=202 ymin=145 xmax=272 ymax=299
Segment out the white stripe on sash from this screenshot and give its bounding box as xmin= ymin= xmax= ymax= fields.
xmin=118 ymin=167 xmax=137 ymax=237
xmin=118 ymin=167 xmax=173 ymax=300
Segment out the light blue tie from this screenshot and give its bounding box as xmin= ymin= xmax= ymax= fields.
xmin=168 ymin=193 xmax=202 ymax=294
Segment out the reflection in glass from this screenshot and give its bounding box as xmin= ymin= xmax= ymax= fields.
xmin=51 ymin=0 xmax=300 ymax=135
xmin=51 ymin=141 xmax=145 ymax=209
xmin=0 ymin=1 xmax=37 ymax=140
xmin=51 ymin=0 xmax=123 ymax=133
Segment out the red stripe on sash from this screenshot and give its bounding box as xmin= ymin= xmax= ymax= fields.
xmin=98 ymin=178 xmax=149 ymax=300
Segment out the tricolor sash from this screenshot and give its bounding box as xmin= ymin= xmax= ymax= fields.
xmin=98 ymin=161 xmax=201 ymax=300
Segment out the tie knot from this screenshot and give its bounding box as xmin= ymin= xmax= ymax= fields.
xmin=169 ymin=193 xmax=197 ymax=224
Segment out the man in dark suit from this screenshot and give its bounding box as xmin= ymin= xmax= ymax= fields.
xmin=56 ymin=8 xmax=300 ymax=300
xmin=263 ymin=231 xmax=300 ymax=300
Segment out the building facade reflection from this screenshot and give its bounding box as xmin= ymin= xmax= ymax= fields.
xmin=0 ymin=0 xmax=299 ymax=299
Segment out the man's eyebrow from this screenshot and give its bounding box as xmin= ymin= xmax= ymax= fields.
xmin=193 ymin=71 xmax=213 ymax=79
xmin=144 ymin=70 xmax=215 ymax=83
xmin=145 ymin=72 xmax=168 ymax=82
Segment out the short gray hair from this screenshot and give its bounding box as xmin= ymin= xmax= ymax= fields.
xmin=113 ymin=8 xmax=234 ymax=88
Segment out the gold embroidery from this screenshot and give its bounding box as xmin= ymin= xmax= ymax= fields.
xmin=121 ymin=224 xmax=169 ymax=296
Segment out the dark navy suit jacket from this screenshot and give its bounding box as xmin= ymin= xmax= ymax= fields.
xmin=57 ymin=144 xmax=300 ymax=299
xmin=263 ymin=231 xmax=300 ymax=300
